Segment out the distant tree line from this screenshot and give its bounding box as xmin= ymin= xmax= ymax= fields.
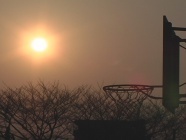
xmin=0 ymin=82 xmax=185 ymax=140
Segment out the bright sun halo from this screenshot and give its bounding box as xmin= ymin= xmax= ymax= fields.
xmin=31 ymin=37 xmax=48 ymax=52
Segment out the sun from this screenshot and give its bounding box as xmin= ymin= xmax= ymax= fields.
xmin=31 ymin=37 xmax=48 ymax=52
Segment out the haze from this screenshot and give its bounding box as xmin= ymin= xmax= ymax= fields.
xmin=1 ymin=0 xmax=186 ymax=88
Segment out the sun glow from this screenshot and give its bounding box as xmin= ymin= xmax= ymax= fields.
xmin=18 ymin=25 xmax=62 ymax=64
xmin=31 ymin=37 xmax=48 ymax=52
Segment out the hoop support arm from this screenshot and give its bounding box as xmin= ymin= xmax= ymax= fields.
xmin=180 ymin=101 xmax=186 ymax=104
xmin=172 ymin=27 xmax=186 ymax=31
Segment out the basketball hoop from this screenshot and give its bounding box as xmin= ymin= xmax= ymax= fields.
xmin=102 ymin=84 xmax=162 ymax=119
xmin=103 ymin=84 xmax=162 ymax=102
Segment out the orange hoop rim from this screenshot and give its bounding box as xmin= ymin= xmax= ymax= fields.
xmin=103 ymin=84 xmax=155 ymax=92
xmin=103 ymin=84 xmax=163 ymax=99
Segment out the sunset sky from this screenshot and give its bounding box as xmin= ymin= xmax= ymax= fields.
xmin=1 ymin=0 xmax=186 ymax=89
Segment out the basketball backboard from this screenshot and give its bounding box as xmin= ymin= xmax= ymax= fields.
xmin=163 ymin=16 xmax=180 ymax=113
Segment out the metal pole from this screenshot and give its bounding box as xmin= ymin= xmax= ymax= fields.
xmin=173 ymin=129 xmax=176 ymax=140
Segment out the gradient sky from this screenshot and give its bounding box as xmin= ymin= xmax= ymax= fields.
xmin=1 ymin=0 xmax=186 ymax=89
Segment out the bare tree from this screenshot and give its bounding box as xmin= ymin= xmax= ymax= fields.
xmin=0 ymin=82 xmax=80 ymax=140
xmin=0 ymin=83 xmax=185 ymax=139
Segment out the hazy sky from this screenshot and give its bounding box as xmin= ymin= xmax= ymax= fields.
xmin=1 ymin=0 xmax=186 ymax=88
